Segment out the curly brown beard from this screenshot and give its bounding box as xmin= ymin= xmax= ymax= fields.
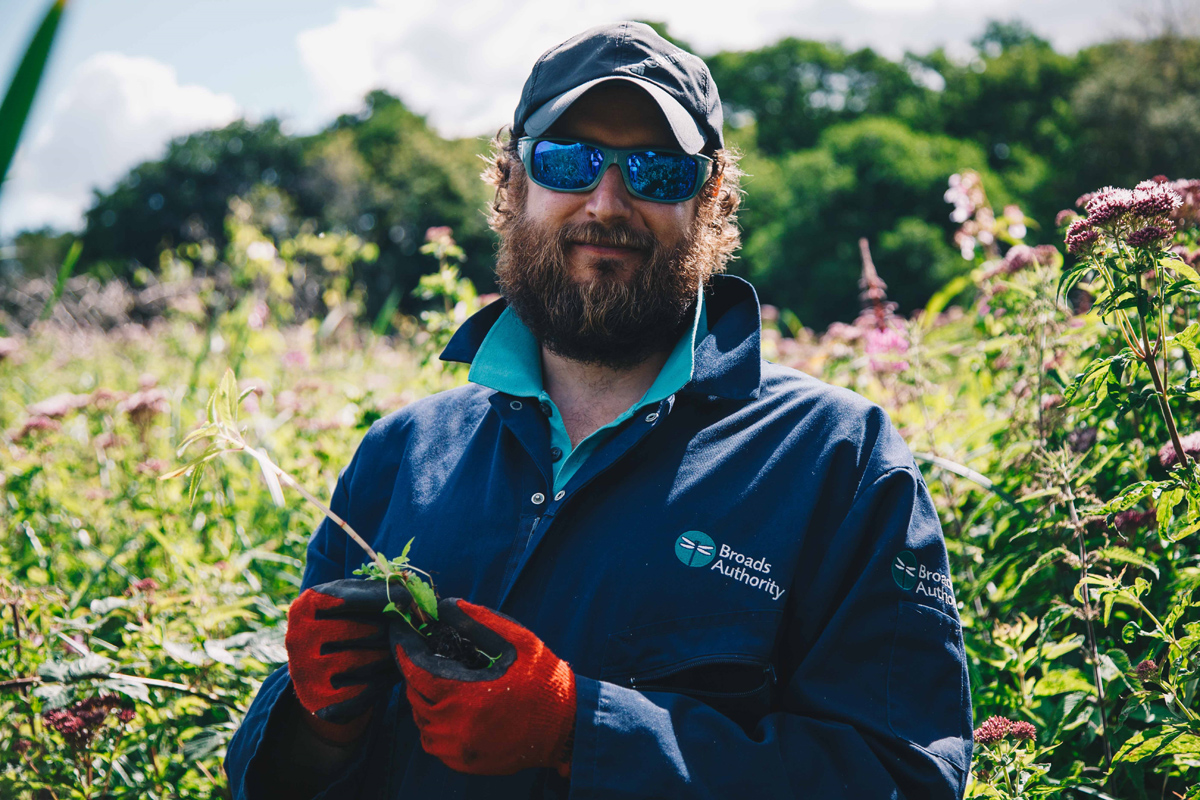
xmin=495 ymin=208 xmax=712 ymax=370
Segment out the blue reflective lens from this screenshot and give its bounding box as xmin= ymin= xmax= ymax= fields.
xmin=627 ymin=151 xmax=698 ymax=201
xmin=522 ymin=138 xmax=707 ymax=202
xmin=531 ymin=141 xmax=604 ymax=191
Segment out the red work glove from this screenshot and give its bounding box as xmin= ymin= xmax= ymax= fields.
xmin=285 ymin=579 xmax=406 ymax=743
xmin=390 ymin=599 xmax=576 ymax=777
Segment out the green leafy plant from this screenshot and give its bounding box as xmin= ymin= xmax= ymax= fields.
xmin=161 ymin=369 xmax=440 ymax=627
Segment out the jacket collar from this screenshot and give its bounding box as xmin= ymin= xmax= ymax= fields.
xmin=440 ymin=273 xmax=762 ymax=400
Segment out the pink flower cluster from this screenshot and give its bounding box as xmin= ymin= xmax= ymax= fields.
xmin=1065 ymin=219 xmax=1100 ymax=255
xmin=864 ymin=325 xmax=910 ymax=372
xmin=1158 ymin=430 xmax=1200 ymax=468
xmin=124 ymin=577 xmax=160 ymax=597
xmin=1069 ymin=179 xmax=1184 ymax=255
xmin=1135 ymin=659 xmax=1159 ymax=683
xmin=1113 ymin=508 xmax=1158 ymax=535
xmin=43 ymin=696 xmax=135 ymax=748
xmin=974 ymin=715 xmax=1036 ymax=745
xmin=946 ymin=171 xmax=1029 ymax=261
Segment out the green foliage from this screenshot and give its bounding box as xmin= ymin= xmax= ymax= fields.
xmin=737 ymin=117 xmax=1004 ymax=327
xmin=1072 ymin=37 xmax=1200 ymax=192
xmin=0 ymin=0 xmax=66 ymax=191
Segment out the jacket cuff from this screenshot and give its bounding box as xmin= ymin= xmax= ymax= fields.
xmin=227 ymin=666 xmax=378 ymax=800
xmin=566 ymin=674 xmax=603 ymax=797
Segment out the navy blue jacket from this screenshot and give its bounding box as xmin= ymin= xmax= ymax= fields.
xmin=225 ymin=275 xmax=972 ymax=798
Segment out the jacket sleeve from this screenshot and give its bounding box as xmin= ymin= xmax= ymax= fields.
xmin=224 ymin=460 xmax=385 ymax=800
xmin=567 ymin=465 xmax=973 ymax=799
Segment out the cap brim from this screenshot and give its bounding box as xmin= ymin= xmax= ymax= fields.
xmin=523 ymin=75 xmax=707 ymax=154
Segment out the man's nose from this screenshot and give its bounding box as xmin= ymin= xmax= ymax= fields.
xmin=584 ymin=165 xmax=634 ymax=223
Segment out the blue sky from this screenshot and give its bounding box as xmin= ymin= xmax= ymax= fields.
xmin=0 ymin=0 xmax=1152 ymax=237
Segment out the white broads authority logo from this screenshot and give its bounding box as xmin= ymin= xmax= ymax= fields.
xmin=675 ymin=532 xmax=785 ymax=601
xmin=892 ymin=550 xmax=955 ymax=608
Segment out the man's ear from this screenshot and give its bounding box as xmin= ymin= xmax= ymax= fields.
xmin=711 ymin=173 xmax=723 ymax=198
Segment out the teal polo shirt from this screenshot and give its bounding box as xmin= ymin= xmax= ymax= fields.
xmin=468 ymin=285 xmax=708 ymax=495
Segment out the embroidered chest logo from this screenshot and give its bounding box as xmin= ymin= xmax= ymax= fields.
xmin=675 ymin=531 xmax=786 ymax=601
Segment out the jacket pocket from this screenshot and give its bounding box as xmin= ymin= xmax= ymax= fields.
xmin=887 ymin=601 xmax=971 ymax=761
xmin=630 ymin=658 xmax=776 ymax=735
xmin=601 ymin=609 xmax=783 ymax=735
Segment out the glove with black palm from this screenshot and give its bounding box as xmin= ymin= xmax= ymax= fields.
xmin=285 ymin=578 xmax=409 ymax=743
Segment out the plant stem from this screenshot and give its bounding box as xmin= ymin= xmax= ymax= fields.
xmin=1138 ymin=312 xmax=1189 ymax=468
xmin=239 ymin=441 xmax=388 ymax=573
xmin=1063 ymin=485 xmax=1114 ymax=770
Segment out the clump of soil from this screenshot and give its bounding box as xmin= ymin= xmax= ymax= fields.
xmin=400 ymin=600 xmax=492 ymax=670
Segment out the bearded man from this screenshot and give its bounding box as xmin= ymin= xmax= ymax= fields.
xmin=226 ymin=21 xmax=972 ymax=800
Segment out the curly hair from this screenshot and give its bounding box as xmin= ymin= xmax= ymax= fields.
xmin=481 ymin=130 xmax=745 ymax=278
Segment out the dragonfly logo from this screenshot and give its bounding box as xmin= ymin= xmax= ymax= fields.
xmin=675 ymin=531 xmax=716 ymax=567
xmin=892 ymin=551 xmax=919 ymax=590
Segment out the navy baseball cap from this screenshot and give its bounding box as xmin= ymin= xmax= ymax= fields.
xmin=512 ymin=21 xmax=724 ymax=155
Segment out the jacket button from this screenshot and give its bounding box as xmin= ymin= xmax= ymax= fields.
xmin=510 ymin=400 xmax=523 ymax=411
xmin=554 ymin=490 xmax=565 ymax=501
xmin=531 ymin=492 xmax=545 ymax=505
xmin=644 ymin=412 xmax=659 ymax=423
xmin=550 ymin=446 xmax=563 ymax=462
xmin=539 ymin=401 xmax=553 ymax=417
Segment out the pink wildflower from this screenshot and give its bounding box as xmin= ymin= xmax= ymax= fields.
xmin=1009 ymin=721 xmax=1036 ymax=742
xmin=125 ymin=577 xmax=160 ymax=596
xmin=865 ymin=326 xmax=910 ymax=373
xmin=821 ymin=322 xmax=865 ymax=344
xmin=1055 ymin=209 xmax=1080 ymax=228
xmin=1085 ymin=187 xmax=1134 ymax=226
xmin=135 ymin=458 xmax=167 ymax=475
xmin=1126 ymin=223 xmax=1174 ymax=248
xmin=1158 ymin=431 xmax=1200 ymax=468
xmin=0 ymin=337 xmax=21 ymax=362
xmin=425 ymin=226 xmax=454 ymax=244
xmin=282 ymin=350 xmax=308 ymax=370
xmin=1040 ymin=394 xmax=1064 ymax=411
xmin=974 ymin=716 xmax=1012 ymax=745
xmin=1132 ymin=181 xmax=1183 ymax=218
xmin=43 ymin=696 xmax=125 ymax=748
xmin=27 ymin=392 xmax=91 ymax=419
xmin=118 ymin=388 xmax=170 ymax=430
xmin=1065 ymin=219 xmax=1100 ymax=255
xmin=1135 ymin=659 xmax=1158 ymax=683
xmin=14 ymin=416 xmax=61 ymax=441
xmin=1113 ymin=508 xmax=1158 ymax=534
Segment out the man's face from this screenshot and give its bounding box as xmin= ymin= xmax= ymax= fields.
xmin=495 ymin=82 xmax=710 ymax=370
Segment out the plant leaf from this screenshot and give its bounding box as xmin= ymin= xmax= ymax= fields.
xmin=189 ymin=463 xmax=206 ymax=506
xmin=247 ymin=447 xmax=285 ymax=507
xmin=217 ymin=368 xmax=236 ymax=424
xmin=0 ymin=0 xmax=68 ymax=189
xmin=405 ymin=574 xmax=438 ymax=621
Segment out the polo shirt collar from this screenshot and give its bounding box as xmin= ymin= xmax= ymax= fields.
xmin=440 ymin=273 xmax=762 ymax=400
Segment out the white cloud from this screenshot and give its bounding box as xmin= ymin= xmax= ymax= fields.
xmin=294 ymin=0 xmax=1125 ymax=142
xmin=0 ymin=52 xmax=239 ymax=236
xmin=295 ymin=0 xmax=804 ymax=139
